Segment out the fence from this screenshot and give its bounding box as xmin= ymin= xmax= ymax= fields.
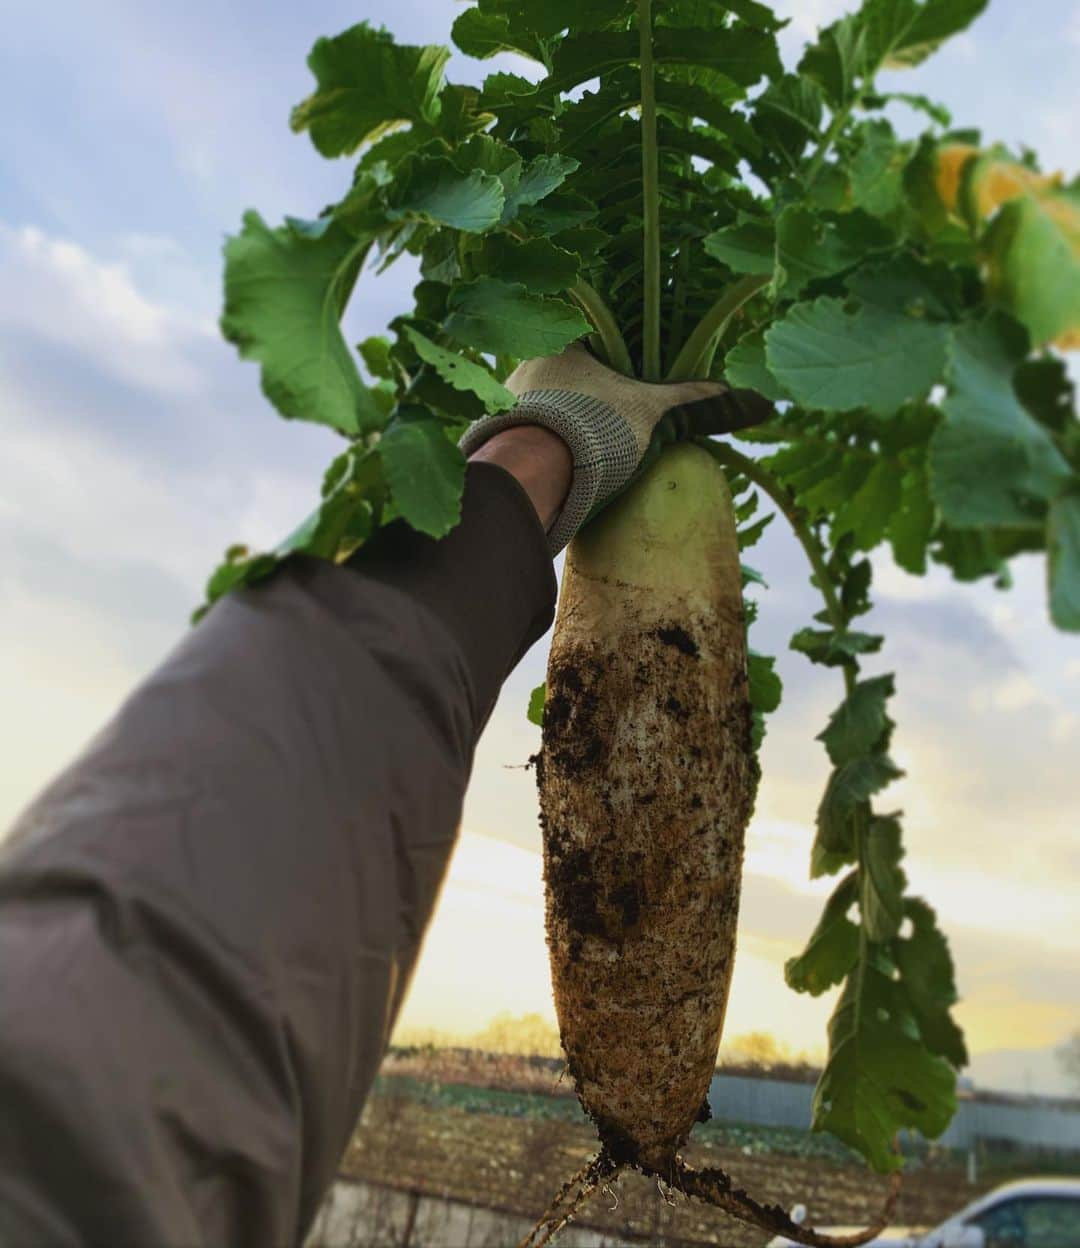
xmin=707 ymin=1073 xmax=1080 ymax=1154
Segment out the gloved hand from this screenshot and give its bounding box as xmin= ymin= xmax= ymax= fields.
xmin=459 ymin=342 xmax=772 ymax=553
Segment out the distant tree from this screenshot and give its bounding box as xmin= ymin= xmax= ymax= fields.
xmin=1056 ymin=1030 xmax=1080 ymax=1094
xmin=724 ymin=1031 xmax=785 ymax=1066
xmin=471 ymin=1012 xmax=562 ymax=1057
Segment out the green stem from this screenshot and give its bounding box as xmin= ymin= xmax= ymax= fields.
xmin=569 ymin=280 xmax=634 ymax=376
xmin=667 ymin=152 xmax=693 ymax=374
xmin=639 ymin=0 xmax=662 ymax=380
xmin=330 ymin=238 xmax=374 ymax=318
xmin=666 ymin=274 xmax=770 ymax=381
xmin=510 ymin=218 xmax=633 ymax=376
xmin=804 ymin=92 xmax=863 ymax=188
xmin=710 ymin=443 xmax=855 ymax=695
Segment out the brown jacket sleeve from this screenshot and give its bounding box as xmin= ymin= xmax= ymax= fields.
xmin=0 ymin=463 xmax=556 ymax=1248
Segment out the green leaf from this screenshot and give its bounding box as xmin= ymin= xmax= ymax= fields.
xmin=775 ymin=207 xmax=895 ymax=299
xmin=929 ymin=315 xmax=1071 ymax=528
xmin=403 ymin=327 xmax=515 ymax=414
xmin=832 ymin=459 xmax=903 ymax=551
xmin=747 ymin=650 xmax=782 ymax=714
xmin=194 ymin=546 xmax=280 ymax=624
xmin=1014 ymin=356 xmax=1077 ymax=435
xmin=751 ymin=74 xmax=824 ymax=174
xmin=1048 ymin=486 xmax=1080 ymax=631
xmin=450 ymin=134 xmax=524 ymax=193
xmin=841 ymin=557 xmax=874 ymax=621
xmin=849 ymin=121 xmax=906 ymax=219
xmin=814 ymin=964 xmax=957 ymax=1172
xmin=817 ymin=755 xmax=904 ymax=857
xmin=703 ymin=216 xmax=775 ymax=275
xmin=885 ymin=0 xmax=989 ymax=69
xmin=817 ymin=675 xmax=896 ymax=766
xmin=790 ymin=628 xmax=883 ymax=668
xmin=894 ymin=899 xmax=969 ymax=1067
xmin=738 ymin=513 xmax=774 ymax=551
xmin=654 ymin=82 xmax=762 ymax=155
xmin=860 ymin=816 xmax=906 ymax=943
xmin=452 ymin=8 xmax=542 ymax=61
xmin=766 ymin=297 xmax=950 ymax=417
xmin=844 ymin=252 xmax=959 ymax=321
xmin=653 ymin=24 xmax=782 ymax=85
xmin=984 ymin=188 xmax=1080 ymax=349
xmin=547 ymin=26 xmax=779 ymax=96
xmin=802 ymin=456 xmax=874 ymax=521
xmin=377 ymin=419 xmax=465 ymax=538
xmin=481 ymin=71 xmax=538 ymax=108
xmin=798 ymin=12 xmax=866 ymax=107
xmin=742 ymin=562 xmax=767 ymax=589
xmin=221 ymin=213 xmax=384 ymax=436
xmin=475 ymin=236 xmax=580 ymax=295
xmin=717 ymin=0 xmax=786 ymax=30
xmin=786 ymin=873 xmax=860 ymax=997
xmin=388 ymin=155 xmax=505 ymax=232
xmin=420 ymin=232 xmax=461 ymax=285
xmin=518 ymin=191 xmax=598 ymax=235
xmin=290 ymin=23 xmax=450 ymax=157
xmin=278 ymin=448 xmax=384 ymax=559
xmin=502 ymin=155 xmax=582 ymax=223
xmin=436 ymin=83 xmax=496 ymax=143
xmin=445 ymin=277 xmax=590 ymax=358
xmin=723 ymin=335 xmax=790 ymax=402
xmin=358 ymin=335 xmax=394 ymax=380
xmin=865 ymin=90 xmax=952 ymax=128
xmin=528 ymin=683 xmax=546 ymax=727
xmin=471 ymin=0 xmax=631 ymax=44
xmin=889 ymin=466 xmax=936 ymax=575
xmin=799 ymin=0 xmax=988 ymax=107
xmin=766 ymin=440 xmax=841 ymax=493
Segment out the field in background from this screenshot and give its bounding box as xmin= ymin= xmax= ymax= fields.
xmin=332 ymin=1049 xmax=1078 ymax=1247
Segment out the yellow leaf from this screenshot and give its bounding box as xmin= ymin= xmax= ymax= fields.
xmin=933 ymin=143 xmax=979 ymax=211
xmin=967 ymin=157 xmax=1063 ymax=221
xmin=984 ymin=188 xmax=1080 ymax=349
xmin=1044 ymin=195 xmax=1080 ymax=351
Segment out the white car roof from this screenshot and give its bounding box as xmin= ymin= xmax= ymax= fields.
xmin=976 ymin=1177 xmax=1080 ymax=1200
xmin=766 ymin=1178 xmax=1080 ymax=1247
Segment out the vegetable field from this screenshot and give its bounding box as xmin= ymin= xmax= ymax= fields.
xmin=341 ymin=1069 xmax=1003 ymax=1247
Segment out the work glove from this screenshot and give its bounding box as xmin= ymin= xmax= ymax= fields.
xmin=459 ymin=341 xmax=773 ymax=554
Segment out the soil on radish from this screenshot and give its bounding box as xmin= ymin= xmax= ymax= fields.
xmin=539 ymin=614 xmax=753 ymax=1177
xmin=655 ymin=624 xmax=700 ymax=657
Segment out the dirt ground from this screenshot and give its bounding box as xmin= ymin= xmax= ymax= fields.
xmin=341 ymin=1081 xmax=998 ymax=1247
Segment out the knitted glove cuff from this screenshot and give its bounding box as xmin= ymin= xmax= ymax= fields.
xmin=458 ymin=388 xmax=640 ymax=555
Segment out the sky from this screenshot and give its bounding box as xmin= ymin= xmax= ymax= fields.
xmin=1 ymin=0 xmax=1078 ymax=1097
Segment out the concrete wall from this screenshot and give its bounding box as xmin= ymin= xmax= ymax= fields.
xmin=707 ymin=1073 xmax=1080 ymax=1153
xmin=938 ymin=1098 xmax=1080 ymax=1152
xmin=708 ymin=1073 xmax=815 ymax=1131
xmin=307 ymin=1178 xmax=640 ymax=1248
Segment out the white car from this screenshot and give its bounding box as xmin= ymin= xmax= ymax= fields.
xmin=767 ymin=1177 xmax=1080 ymax=1248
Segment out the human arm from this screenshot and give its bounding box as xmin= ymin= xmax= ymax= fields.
xmin=0 ymin=350 xmax=764 ymax=1247
xmin=0 ymin=461 xmax=556 ymax=1248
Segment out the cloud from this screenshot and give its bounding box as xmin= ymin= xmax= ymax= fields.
xmin=946 ymin=33 xmax=978 ymax=64
xmin=0 ymin=223 xmax=211 ymax=396
xmin=772 ymin=0 xmax=850 ymax=42
xmin=393 ymin=832 xmax=1079 ymax=1065
xmin=0 ymin=579 xmax=147 ymax=834
xmin=0 ymin=221 xmax=353 ymax=830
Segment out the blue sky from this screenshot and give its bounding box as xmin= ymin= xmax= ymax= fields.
xmin=2 ymin=0 xmax=1078 ymax=1093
